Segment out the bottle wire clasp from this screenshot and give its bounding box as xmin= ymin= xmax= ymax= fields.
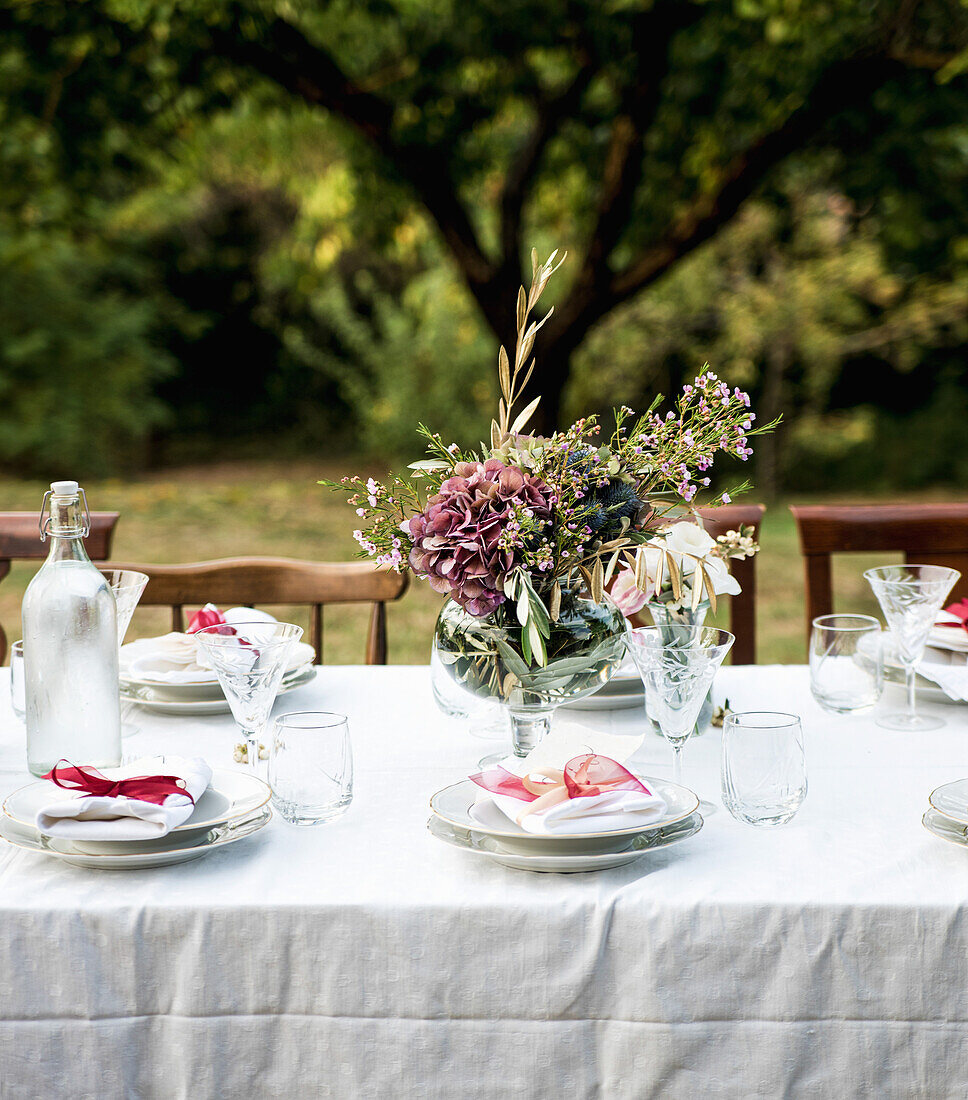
xmin=39 ymin=488 xmax=92 ymax=542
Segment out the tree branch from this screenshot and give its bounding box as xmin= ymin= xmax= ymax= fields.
xmin=581 ymin=3 xmax=703 ymax=279
xmin=608 ymin=52 xmax=910 ymax=305
xmin=212 ymin=15 xmax=495 ymax=288
xmin=498 ymin=56 xmax=596 ymax=271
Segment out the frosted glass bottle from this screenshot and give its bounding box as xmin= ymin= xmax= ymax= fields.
xmin=22 ymin=481 xmax=121 ymax=777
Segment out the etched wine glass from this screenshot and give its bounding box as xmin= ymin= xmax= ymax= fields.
xmin=864 ymin=564 xmax=959 ymax=731
xmin=100 ymin=570 xmax=149 ymax=645
xmin=195 ymin=621 xmax=303 ymax=772
xmin=626 ymin=625 xmax=734 ymax=809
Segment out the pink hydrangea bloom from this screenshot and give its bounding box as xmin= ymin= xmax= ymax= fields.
xmin=406 ymin=459 xmax=551 ymax=616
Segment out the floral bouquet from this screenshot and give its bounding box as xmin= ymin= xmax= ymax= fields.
xmin=324 ymin=250 xmax=772 ymax=752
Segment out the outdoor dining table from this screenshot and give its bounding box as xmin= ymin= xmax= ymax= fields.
xmin=1 ymin=664 xmax=968 ymax=1098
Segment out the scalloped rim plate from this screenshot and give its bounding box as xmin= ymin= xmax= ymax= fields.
xmin=427 ymin=811 xmax=703 ymax=872
xmin=0 ymin=806 xmax=271 ymax=868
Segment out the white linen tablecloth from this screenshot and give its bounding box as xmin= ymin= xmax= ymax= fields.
xmin=2 ymin=666 xmax=968 ymax=1098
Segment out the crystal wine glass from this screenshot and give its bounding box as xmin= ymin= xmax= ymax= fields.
xmin=626 ymin=625 xmax=734 ymax=807
xmin=101 ymin=570 xmax=149 ymax=738
xmin=864 ymin=564 xmax=960 ymax=731
xmin=100 ymin=570 xmax=149 ymax=645
xmin=194 ymin=621 xmax=303 ymax=772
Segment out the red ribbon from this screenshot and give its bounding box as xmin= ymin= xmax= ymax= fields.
xmin=940 ymin=599 xmax=968 ymax=634
xmin=42 ymin=761 xmax=195 ymax=807
xmin=470 ymin=754 xmax=649 ymax=803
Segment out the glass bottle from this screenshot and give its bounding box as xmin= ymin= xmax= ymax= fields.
xmin=22 ymin=481 xmax=121 ymax=776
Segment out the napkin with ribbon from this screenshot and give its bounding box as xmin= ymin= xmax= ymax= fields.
xmin=35 ymin=756 xmax=212 ymax=841
xmin=470 ymin=754 xmax=667 ymax=836
xmin=930 ymin=601 xmax=968 ymax=653
xmin=120 ymin=606 xmax=315 ymax=683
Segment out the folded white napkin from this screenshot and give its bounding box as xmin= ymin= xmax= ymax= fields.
xmin=35 ymin=756 xmax=212 ymax=841
xmin=484 ymin=783 xmax=668 ymax=836
xmin=916 ymin=651 xmax=968 ymax=702
xmin=929 ymin=611 xmax=968 ymax=653
xmin=121 ymin=611 xmax=315 ymax=684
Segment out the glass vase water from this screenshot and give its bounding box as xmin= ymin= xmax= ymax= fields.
xmin=434 ymin=591 xmax=627 ymax=758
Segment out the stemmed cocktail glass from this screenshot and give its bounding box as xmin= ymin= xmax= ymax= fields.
xmin=195 ymin=621 xmax=303 ymax=772
xmin=865 ymin=564 xmax=959 ymax=731
xmin=100 ymin=570 xmax=149 ymax=645
xmin=626 ymin=625 xmax=734 ymax=810
xmin=101 ymin=569 xmax=149 ymax=737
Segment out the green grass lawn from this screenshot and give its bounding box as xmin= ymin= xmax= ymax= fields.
xmin=0 ymin=462 xmax=956 ymax=666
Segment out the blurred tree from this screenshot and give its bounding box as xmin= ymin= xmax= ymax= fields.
xmin=1 ymin=0 xmax=967 ymax=451
xmin=569 ymin=174 xmax=968 ymax=495
xmin=83 ymin=0 xmax=967 ymax=432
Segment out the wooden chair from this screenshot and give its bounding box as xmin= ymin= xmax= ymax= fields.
xmin=0 ymin=512 xmax=120 ymax=666
xmin=790 ymin=503 xmax=968 ymax=645
xmin=627 ymin=504 xmax=765 ymax=664
xmin=98 ymin=557 xmax=409 ymax=664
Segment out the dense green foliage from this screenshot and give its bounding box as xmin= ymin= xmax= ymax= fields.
xmin=0 ymin=1 xmax=966 ymax=488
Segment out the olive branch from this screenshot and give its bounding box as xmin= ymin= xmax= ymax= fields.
xmin=491 ymin=249 xmax=567 ymax=450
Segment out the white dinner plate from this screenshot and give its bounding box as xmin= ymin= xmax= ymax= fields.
xmin=429 ymin=774 xmax=699 ymax=855
xmin=922 ymin=807 xmax=968 ymax=849
xmin=562 ymin=686 xmax=644 ymax=711
xmin=927 ymin=779 xmax=968 ymax=827
xmin=427 ymin=812 xmax=703 ymax=872
xmin=121 ymin=664 xmax=316 ymax=715
xmin=0 ymin=806 xmax=271 ymax=868
xmin=3 ymin=767 xmax=271 ymax=839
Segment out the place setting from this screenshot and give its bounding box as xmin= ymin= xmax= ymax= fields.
xmin=0 ymin=756 xmax=271 ymax=869
xmin=119 ymin=604 xmax=316 ymax=718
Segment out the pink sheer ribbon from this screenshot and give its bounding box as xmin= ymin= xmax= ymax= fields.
xmin=42 ymin=761 xmax=194 ymax=807
xmin=470 ymin=754 xmax=649 ymax=824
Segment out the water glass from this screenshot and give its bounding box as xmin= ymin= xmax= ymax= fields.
xmin=721 ymin=711 xmax=806 ymax=827
xmin=9 ymin=641 xmax=24 ymax=722
xmin=268 ymin=711 xmax=353 ymax=825
xmin=810 ymin=614 xmax=883 ymax=714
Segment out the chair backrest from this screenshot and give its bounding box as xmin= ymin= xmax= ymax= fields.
xmin=790 ymin=503 xmax=968 ymax=645
xmin=99 ymin=557 xmax=409 ymax=665
xmin=0 ymin=512 xmax=120 ymax=665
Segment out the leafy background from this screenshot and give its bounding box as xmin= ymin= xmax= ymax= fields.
xmin=1 ymin=1 xmax=966 ymax=662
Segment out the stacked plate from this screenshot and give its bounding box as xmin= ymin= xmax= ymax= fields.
xmin=428 ymin=773 xmax=702 ymax=872
xmin=120 ymin=639 xmax=316 ymax=716
xmin=562 ymin=655 xmax=644 ymax=712
xmin=857 ymin=632 xmax=968 ymax=706
xmin=923 ymin=779 xmax=968 ymax=849
xmin=0 ymin=769 xmax=271 ymax=869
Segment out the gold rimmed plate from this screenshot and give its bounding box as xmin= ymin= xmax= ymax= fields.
xmin=428 ymin=812 xmax=703 ymax=872
xmin=0 ymin=806 xmax=271 ymax=869
xmin=928 ymin=779 xmax=968 ymax=827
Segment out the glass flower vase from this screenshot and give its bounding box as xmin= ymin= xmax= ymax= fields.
xmin=644 ymin=600 xmax=714 ymax=737
xmin=434 ymin=591 xmax=627 ymax=757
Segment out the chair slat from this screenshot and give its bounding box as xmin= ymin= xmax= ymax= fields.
xmin=791 ymin=503 xmax=968 ymax=649
xmin=99 ymin=557 xmax=409 ymax=665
